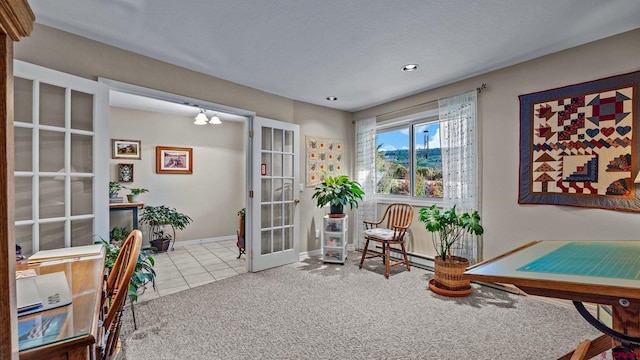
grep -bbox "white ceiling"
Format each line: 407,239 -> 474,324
30,0 -> 640,112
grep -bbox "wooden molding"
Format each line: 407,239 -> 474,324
0,2 -> 32,359
0,32 -> 17,360
0,0 -> 35,41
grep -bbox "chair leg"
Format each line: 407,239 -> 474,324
130,297 -> 137,330
384,242 -> 390,279
359,238 -> 370,269
401,242 -> 411,272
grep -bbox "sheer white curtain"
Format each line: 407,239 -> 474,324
439,90 -> 480,263
355,117 -> 377,249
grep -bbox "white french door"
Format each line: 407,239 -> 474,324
249,117 -> 299,272
13,61 -> 109,255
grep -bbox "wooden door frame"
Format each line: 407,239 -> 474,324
0,1 -> 34,358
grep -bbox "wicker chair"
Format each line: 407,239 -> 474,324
359,203 -> 413,279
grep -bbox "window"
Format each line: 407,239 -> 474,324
376,115 -> 442,200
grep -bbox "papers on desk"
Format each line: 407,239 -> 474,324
28,244 -> 103,265
16,272 -> 72,317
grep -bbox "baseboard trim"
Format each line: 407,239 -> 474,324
172,235 -> 236,248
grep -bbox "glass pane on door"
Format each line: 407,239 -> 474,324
40,222 -> 65,250
14,77 -> 32,123
39,83 -> 65,127
14,127 -> 32,171
39,177 -> 64,219
39,130 -> 65,172
71,219 -> 94,247
71,90 -> 93,131
15,176 -> 32,221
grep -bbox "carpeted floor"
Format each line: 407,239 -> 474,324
121,252 -> 602,359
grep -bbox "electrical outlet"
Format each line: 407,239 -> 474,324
315,229 -> 320,238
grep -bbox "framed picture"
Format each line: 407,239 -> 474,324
112,139 -> 141,160
156,146 -> 193,174
118,163 -> 134,182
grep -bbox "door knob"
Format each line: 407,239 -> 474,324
294,199 -> 300,205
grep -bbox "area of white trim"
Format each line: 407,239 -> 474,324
98,78 -> 256,119
376,108 -> 439,130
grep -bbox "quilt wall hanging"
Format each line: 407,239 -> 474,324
305,136 -> 344,187
519,71 -> 640,212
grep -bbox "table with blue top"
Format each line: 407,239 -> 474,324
464,240 -> 640,360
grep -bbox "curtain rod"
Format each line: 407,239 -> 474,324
374,83 -> 487,119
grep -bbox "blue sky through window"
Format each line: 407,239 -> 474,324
377,123 -> 440,151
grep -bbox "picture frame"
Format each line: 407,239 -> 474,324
156,146 -> 193,174
118,163 -> 134,182
112,139 -> 142,160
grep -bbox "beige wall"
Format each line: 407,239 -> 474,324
15,24 -> 352,253
293,101 -> 354,252
355,28 -> 640,260
109,107 -> 245,244
17,24 -> 640,261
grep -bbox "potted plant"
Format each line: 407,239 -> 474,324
109,181 -> 125,199
311,175 -> 364,217
109,226 -> 129,246
139,205 -> 192,252
418,204 -> 484,297
126,187 -> 149,203
96,237 -> 156,302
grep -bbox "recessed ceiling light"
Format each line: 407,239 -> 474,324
326,96 -> 338,101
402,64 -> 419,72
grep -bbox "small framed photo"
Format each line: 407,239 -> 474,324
112,139 -> 142,160
156,146 -> 193,174
118,163 -> 134,182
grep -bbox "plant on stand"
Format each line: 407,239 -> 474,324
139,205 -> 192,252
109,181 -> 125,199
126,187 -> 149,203
418,204 -> 483,297
311,174 -> 364,217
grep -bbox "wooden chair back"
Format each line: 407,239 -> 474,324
100,229 -> 142,360
381,203 -> 414,235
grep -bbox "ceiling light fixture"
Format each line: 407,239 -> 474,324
326,96 -> 338,101
209,114 -> 221,125
194,109 -> 222,125
194,110 -> 209,125
401,64 -> 419,72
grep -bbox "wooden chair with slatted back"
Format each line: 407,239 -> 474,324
359,203 -> 413,279
98,229 -> 142,360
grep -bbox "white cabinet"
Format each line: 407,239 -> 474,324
322,215 -> 348,263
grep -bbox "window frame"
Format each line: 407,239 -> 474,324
375,109 -> 442,206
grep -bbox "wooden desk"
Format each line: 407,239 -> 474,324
464,240 -> 640,359
17,251 -> 105,360
109,202 -> 144,229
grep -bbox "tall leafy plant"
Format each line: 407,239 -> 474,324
311,175 -> 364,209
96,237 -> 156,302
418,204 -> 483,260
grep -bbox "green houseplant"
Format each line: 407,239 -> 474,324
109,181 -> 125,198
139,205 -> 192,252
311,175 -> 364,217
110,226 -> 129,245
418,204 -> 483,297
126,187 -> 148,202
96,237 -> 156,302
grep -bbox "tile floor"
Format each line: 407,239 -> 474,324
136,239 -> 247,303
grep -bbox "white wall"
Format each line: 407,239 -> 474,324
109,107 -> 245,244
355,28 -> 640,260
